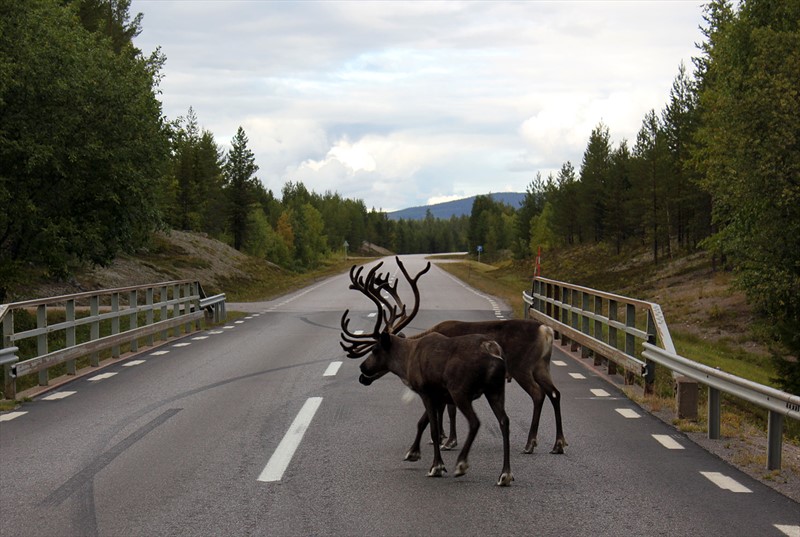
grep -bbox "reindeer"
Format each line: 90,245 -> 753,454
362,258 -> 565,456
340,261 -> 513,486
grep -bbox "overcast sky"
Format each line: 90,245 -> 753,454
130,0 -> 707,212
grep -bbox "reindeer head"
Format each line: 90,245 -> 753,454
340,257 -> 431,385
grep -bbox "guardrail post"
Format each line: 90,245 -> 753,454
37,304 -> 48,386
767,411 -> 783,470
90,295 -> 100,367
555,285 -> 565,345
604,298 -> 617,376
708,387 -> 721,440
111,292 -> 120,358
129,290 -> 139,352
160,285 -> 168,341
625,304 -> 637,386
146,287 -> 154,346
66,299 -> 76,375
2,348 -> 18,400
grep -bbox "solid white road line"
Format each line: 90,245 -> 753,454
569,373 -> 586,379
123,360 -> 146,367
258,397 -> 323,483
42,391 -> 77,401
652,434 -> 684,449
88,372 -> 117,382
775,524 -> 800,537
0,411 -> 27,422
590,388 -> 610,397
323,361 -> 342,377
615,408 -> 640,419
700,471 -> 752,493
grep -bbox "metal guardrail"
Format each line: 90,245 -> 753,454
1,281 -> 226,400
524,276 -> 674,391
524,275 -> 799,470
643,343 -> 800,470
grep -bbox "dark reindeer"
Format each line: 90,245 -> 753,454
340,260 -> 513,486
363,258 -> 565,456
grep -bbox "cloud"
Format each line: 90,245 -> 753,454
132,0 -> 706,210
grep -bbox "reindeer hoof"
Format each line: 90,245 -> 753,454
404,449 -> 421,462
441,438 -> 458,450
427,464 -> 447,477
550,439 -> 566,454
453,460 -> 469,477
523,439 -> 537,454
496,472 -> 514,486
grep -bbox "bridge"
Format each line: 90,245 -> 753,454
1,256 -> 798,536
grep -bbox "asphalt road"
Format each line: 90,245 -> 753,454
1,255 -> 798,536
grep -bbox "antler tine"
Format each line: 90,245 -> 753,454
339,310 -> 379,358
390,257 -> 431,334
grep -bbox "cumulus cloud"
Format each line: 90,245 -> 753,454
132,0 -> 705,210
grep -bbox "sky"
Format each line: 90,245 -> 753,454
130,0 -> 707,212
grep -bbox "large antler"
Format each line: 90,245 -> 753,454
386,257 -> 431,334
340,262 -> 387,358
340,258 -> 431,357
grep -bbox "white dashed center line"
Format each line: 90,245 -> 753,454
653,434 -> 684,449
123,360 -> 146,367
775,524 -> 800,537
552,360 -> 568,367
700,471 -> 752,493
258,397 -> 323,483
615,408 -> 640,418
323,361 -> 343,377
88,372 -> 117,382
173,342 -> 191,348
42,391 -> 77,401
590,388 -> 610,397
0,411 -> 27,422
151,350 -> 169,356
569,373 -> 586,379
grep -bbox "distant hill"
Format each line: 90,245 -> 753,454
387,192 -> 525,221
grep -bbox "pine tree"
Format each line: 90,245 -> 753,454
223,127 -> 260,250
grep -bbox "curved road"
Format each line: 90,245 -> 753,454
1,255 -> 798,536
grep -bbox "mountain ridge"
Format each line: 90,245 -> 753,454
387,192 -> 525,221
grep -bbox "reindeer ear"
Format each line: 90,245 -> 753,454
380,331 -> 392,350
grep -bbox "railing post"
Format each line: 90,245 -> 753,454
111,292 -> 120,358
37,304 -> 48,386
160,285 -> 168,341
767,411 -> 783,470
2,348 -> 18,401
129,290 -> 139,352
625,303 -> 637,386
608,299 -> 620,378
90,295 -> 100,367
708,387 -> 721,440
581,292 -> 591,360
569,289 -> 579,353
146,287 -> 154,346
66,299 -> 76,375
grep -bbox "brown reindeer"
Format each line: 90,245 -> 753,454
340,260 -> 513,486
365,258 -> 565,456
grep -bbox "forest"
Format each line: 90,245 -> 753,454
0,0 -> 797,391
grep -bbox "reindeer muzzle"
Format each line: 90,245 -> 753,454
358,370 -> 388,386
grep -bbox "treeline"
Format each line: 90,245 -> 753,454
1,1 -> 798,389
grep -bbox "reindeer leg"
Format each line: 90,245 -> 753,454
486,388 -> 513,486
441,403 -> 458,450
533,369 -> 566,454
423,398 -> 446,477
404,410 -> 428,462
451,400 -> 480,478
520,378 -> 546,454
